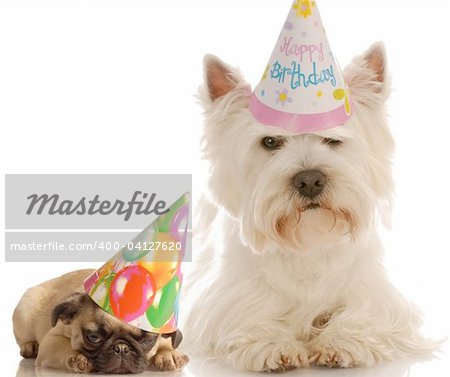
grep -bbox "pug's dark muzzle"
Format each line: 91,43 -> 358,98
86,338 -> 149,374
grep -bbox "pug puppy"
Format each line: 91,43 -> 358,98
13,269 -> 189,374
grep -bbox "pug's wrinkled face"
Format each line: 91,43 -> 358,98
52,292 -> 158,374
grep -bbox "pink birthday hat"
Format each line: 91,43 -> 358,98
250,0 -> 352,133
83,193 -> 190,333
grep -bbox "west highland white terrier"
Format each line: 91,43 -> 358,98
183,41 -> 437,371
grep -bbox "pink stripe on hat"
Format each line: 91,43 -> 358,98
250,93 -> 352,133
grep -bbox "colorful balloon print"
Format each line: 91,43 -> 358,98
138,233 -> 180,289
156,197 -> 187,232
109,265 -> 156,322
90,273 -> 116,311
122,228 -> 156,262
83,192 -> 190,333
170,204 -> 189,245
84,271 -> 98,293
146,276 -> 180,329
97,260 -> 114,279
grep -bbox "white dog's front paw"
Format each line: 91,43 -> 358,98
308,338 -> 376,368
66,353 -> 93,373
226,340 -> 309,372
309,346 -> 355,368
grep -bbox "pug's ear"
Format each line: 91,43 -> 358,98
162,329 -> 183,349
51,292 -> 86,326
137,331 -> 159,351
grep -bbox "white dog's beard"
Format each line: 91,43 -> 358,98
278,197 -> 356,239
276,195 -> 357,251
240,185 -> 362,254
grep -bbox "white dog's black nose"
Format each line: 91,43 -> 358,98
293,170 -> 327,199
114,342 -> 129,355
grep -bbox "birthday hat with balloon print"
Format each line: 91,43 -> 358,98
84,193 -> 190,333
250,0 -> 352,133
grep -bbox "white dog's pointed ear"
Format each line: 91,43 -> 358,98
365,42 -> 387,84
344,42 -> 390,105
203,54 -> 244,102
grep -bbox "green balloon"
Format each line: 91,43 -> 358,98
146,276 -> 180,328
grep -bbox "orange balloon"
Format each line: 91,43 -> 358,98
109,265 -> 155,322
138,232 -> 180,289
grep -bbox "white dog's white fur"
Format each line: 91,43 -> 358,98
182,42 -> 437,371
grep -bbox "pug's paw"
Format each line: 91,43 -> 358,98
20,341 -> 39,359
66,353 -> 93,373
149,349 -> 190,371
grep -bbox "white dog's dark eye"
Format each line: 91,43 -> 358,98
262,136 -> 285,150
322,137 -> 342,146
87,333 -> 101,344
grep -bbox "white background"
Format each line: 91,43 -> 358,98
1,0 -> 449,376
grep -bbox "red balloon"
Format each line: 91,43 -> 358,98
109,265 -> 155,322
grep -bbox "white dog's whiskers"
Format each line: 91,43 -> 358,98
286,192 -> 358,239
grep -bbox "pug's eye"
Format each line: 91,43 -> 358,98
261,136 -> 285,151
322,137 -> 342,146
87,333 -> 101,344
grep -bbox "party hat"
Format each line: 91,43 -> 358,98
84,193 -> 190,333
250,0 -> 352,133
